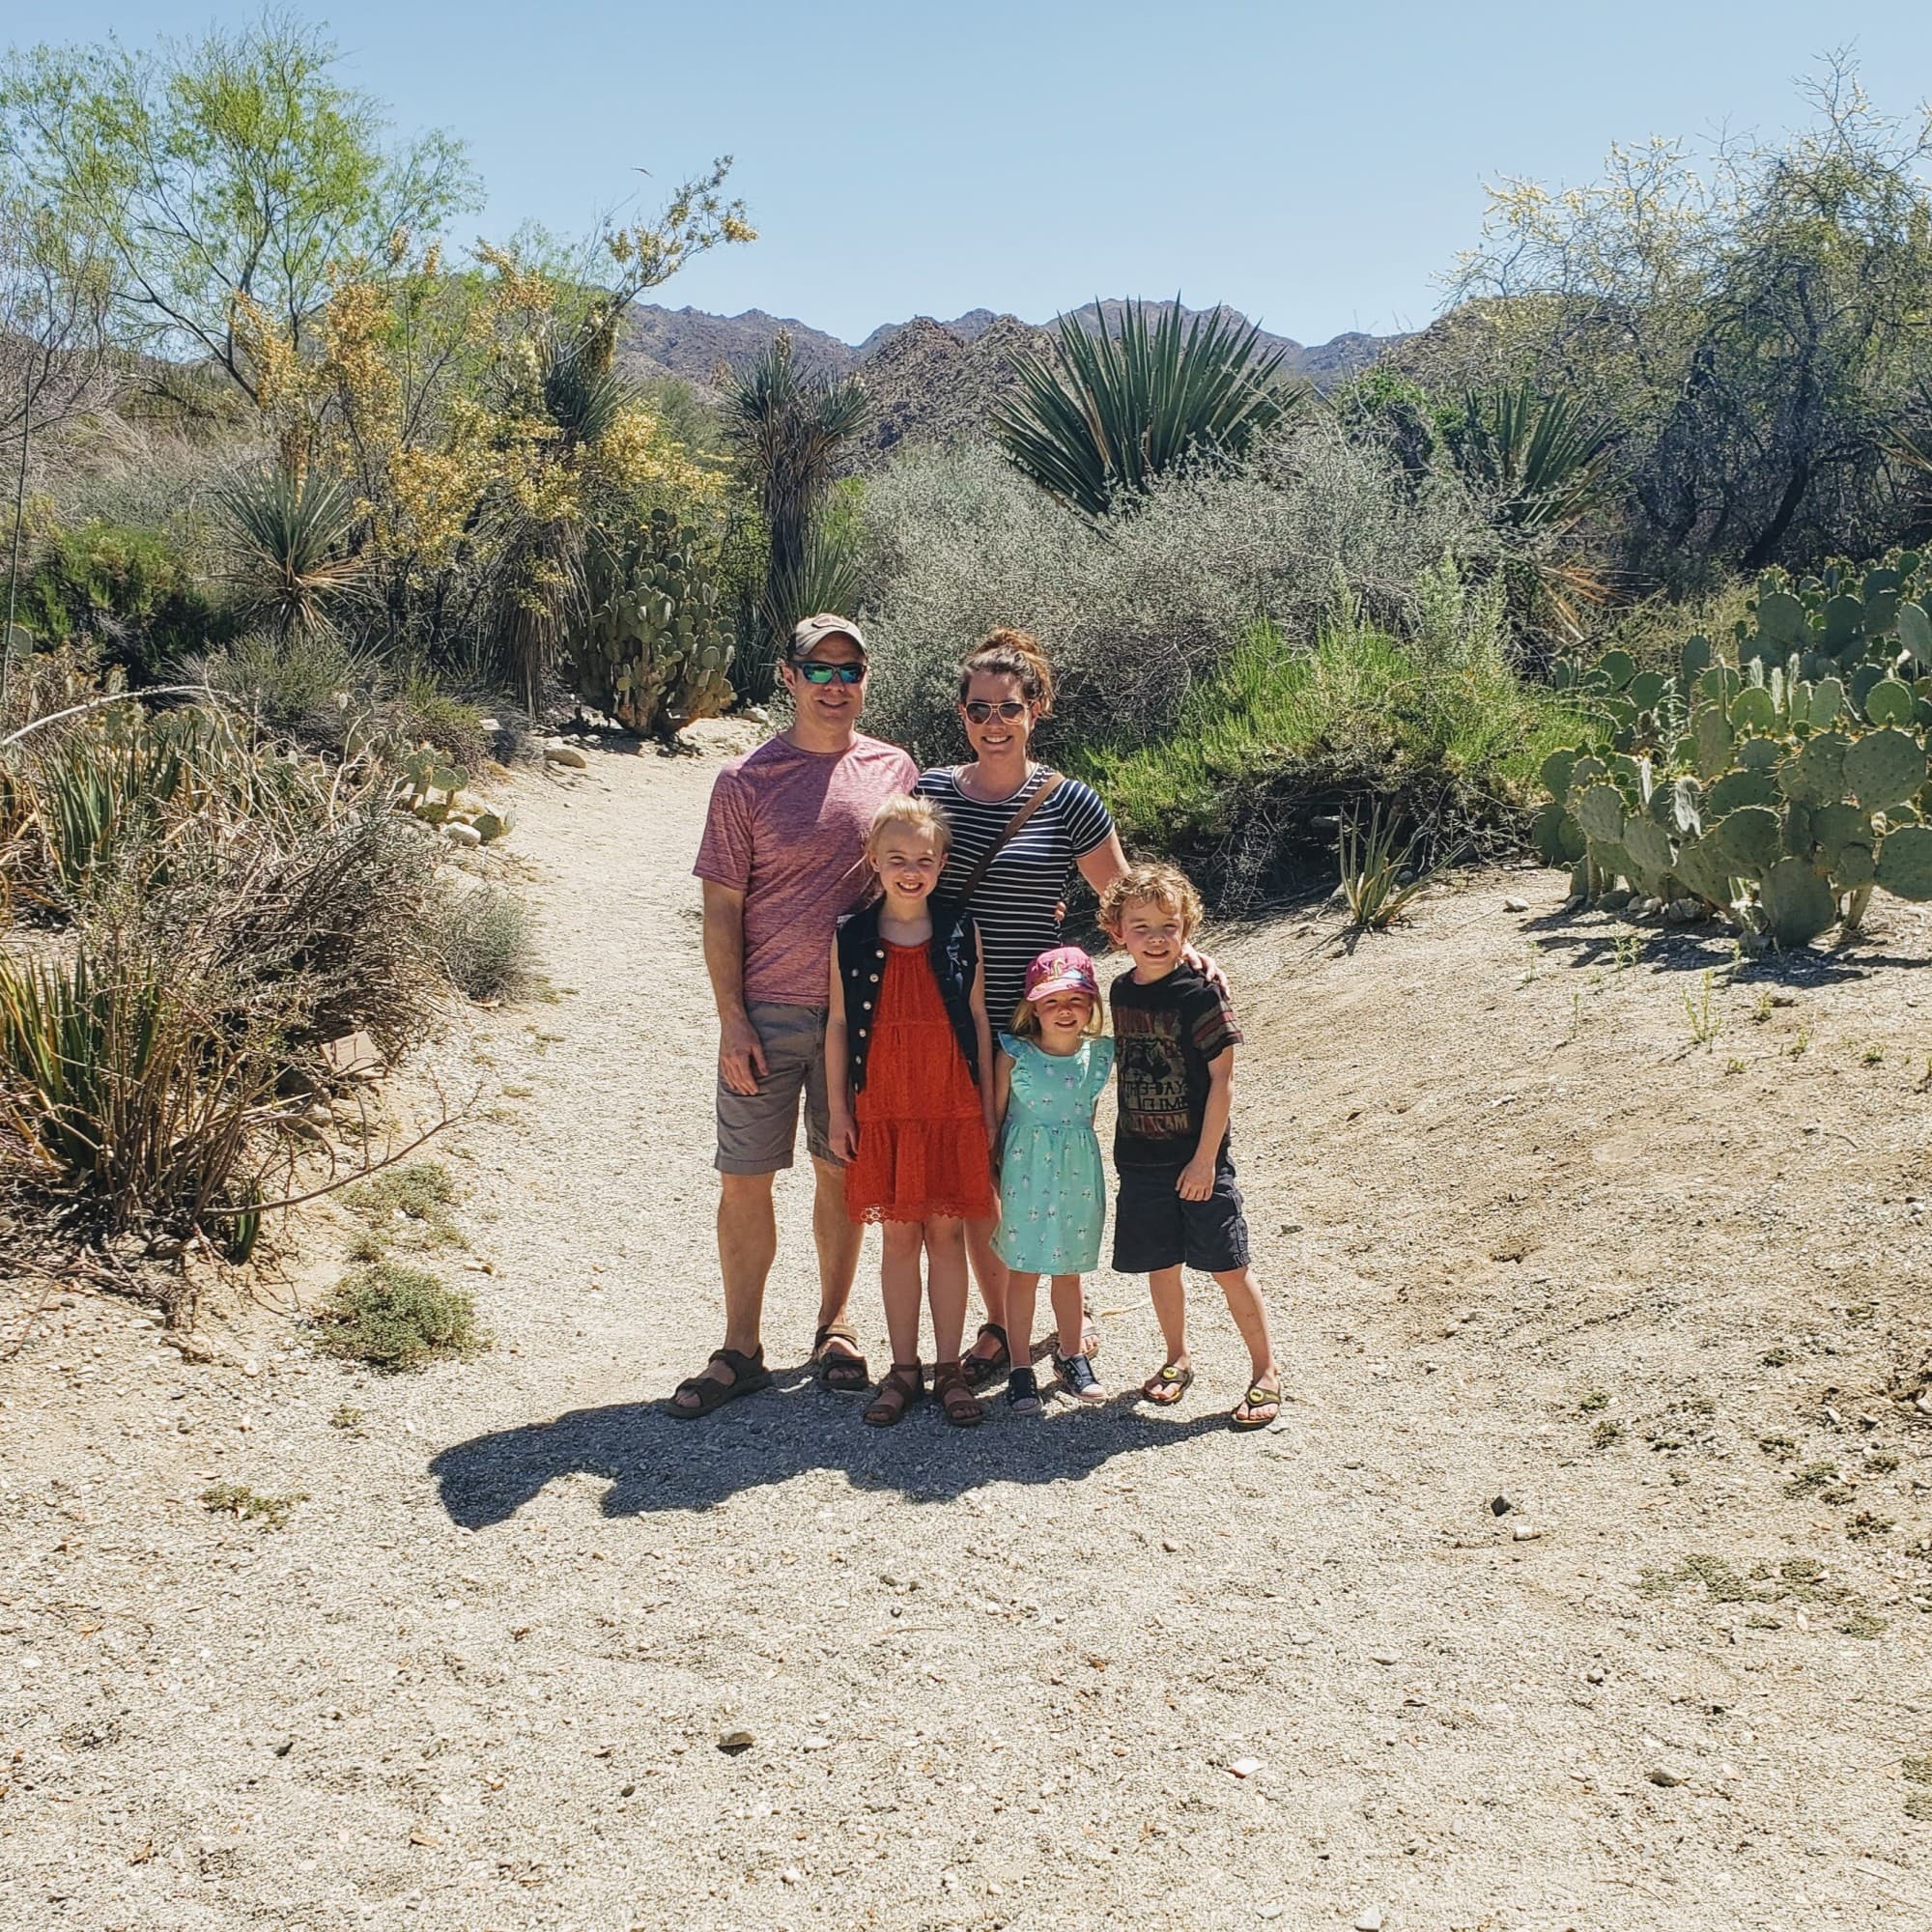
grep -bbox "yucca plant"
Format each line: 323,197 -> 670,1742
0,940 -> 285,1238
1338,803 -> 1463,930
1442,382 -> 1615,640
722,330 -> 870,669
993,298 -> 1307,519
214,465 -> 365,640
1443,382 -> 1614,535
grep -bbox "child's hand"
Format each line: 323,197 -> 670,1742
1176,1154 -> 1216,1203
827,1111 -> 859,1164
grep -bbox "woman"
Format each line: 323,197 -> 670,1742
912,630 -> 1132,1386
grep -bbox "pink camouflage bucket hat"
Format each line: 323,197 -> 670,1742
1024,946 -> 1100,1003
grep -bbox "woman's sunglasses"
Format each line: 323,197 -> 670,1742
794,660 -> 867,685
963,699 -> 1029,723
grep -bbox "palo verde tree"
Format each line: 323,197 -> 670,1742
0,198 -> 114,701
0,9 -> 480,400
1446,56 -> 1932,585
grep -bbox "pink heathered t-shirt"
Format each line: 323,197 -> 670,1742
693,731 -> 919,1008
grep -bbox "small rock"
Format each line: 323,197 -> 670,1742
1490,1494 -> 1514,1517
242,1358 -> 261,1378
1502,895 -> 1530,913
476,717 -> 500,734
802,1735 -> 831,1751
272,1736 -> 294,1757
1353,1909 -> 1384,1931
321,1030 -> 384,1079
1161,1538 -> 1179,1553
1257,1907 -> 1286,1922
718,1729 -> 754,1753
1369,1650 -> 1398,1665
1648,1764 -> 1690,1788
1228,1756 -> 1263,1778
545,744 -> 587,769
1585,1664 -> 1606,1685
1512,1524 -> 1542,1542
444,822 -> 483,848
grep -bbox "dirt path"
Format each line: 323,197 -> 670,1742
5,729 -> 1932,1932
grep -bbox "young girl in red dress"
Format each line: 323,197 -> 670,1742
826,796 -> 997,1428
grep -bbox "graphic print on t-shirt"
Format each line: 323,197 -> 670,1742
1113,1002 -> 1194,1142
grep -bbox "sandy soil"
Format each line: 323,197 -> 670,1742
4,724 -> 1932,1932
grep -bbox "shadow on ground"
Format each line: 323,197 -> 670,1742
429,1369 -> 1233,1527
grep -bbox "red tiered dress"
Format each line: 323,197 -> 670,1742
845,941 -> 995,1226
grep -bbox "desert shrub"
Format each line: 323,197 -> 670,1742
433,881 -> 540,1001
393,669 -> 492,770
858,429 -> 1496,767
344,1159 -> 461,1245
313,1262 -> 484,1371
1070,619 -> 1582,906
188,629 -> 381,752
0,937 -> 289,1240
186,806 -> 445,1056
18,521 -> 231,679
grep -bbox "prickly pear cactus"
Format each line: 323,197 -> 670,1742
1534,548 -> 1932,948
566,511 -> 737,739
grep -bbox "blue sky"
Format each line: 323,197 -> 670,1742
19,2 -> 1932,346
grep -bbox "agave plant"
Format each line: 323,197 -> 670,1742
992,298 -> 1306,519
214,465 -> 365,639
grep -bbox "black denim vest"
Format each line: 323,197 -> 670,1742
836,896 -> 981,1097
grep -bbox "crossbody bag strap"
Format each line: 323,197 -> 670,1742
951,768 -> 1064,907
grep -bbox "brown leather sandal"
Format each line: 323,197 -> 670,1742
932,1361 -> 984,1429
863,1362 -> 923,1428
812,1322 -> 870,1394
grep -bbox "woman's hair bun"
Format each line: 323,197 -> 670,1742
959,627 -> 1056,717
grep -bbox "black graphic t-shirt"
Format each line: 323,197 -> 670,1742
1108,963 -> 1243,1169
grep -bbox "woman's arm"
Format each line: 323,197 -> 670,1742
970,928 -> 998,1145
823,938 -> 858,1162
1076,833 -> 1227,990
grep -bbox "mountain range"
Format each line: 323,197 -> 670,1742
617,300 -> 1402,468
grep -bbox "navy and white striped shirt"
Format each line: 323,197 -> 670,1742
914,765 -> 1116,1025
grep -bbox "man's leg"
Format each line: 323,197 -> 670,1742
810,1155 -> 865,1351
671,1172 -> 778,1411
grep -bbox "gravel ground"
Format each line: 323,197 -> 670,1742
4,724 -> 1932,1932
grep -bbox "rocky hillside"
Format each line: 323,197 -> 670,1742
618,299 -> 1403,463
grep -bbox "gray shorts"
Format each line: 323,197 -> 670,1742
715,1003 -> 835,1176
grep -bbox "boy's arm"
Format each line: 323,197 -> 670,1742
824,938 -> 857,1162
1177,1047 -> 1234,1202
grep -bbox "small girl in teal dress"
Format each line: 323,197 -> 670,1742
992,947 -> 1115,1412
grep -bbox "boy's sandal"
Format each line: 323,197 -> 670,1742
668,1346 -> 771,1419
1231,1379 -> 1282,1431
812,1322 -> 870,1394
932,1363 -> 985,1429
1140,1363 -> 1194,1406
960,1322 -> 1009,1389
863,1362 -> 923,1429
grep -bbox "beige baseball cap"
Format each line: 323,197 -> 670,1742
788,612 -> 868,661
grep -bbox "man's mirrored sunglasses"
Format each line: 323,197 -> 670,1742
794,660 -> 867,685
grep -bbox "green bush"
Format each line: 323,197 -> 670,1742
20,522 -> 230,678
1069,619 -> 1585,906
344,1159 -> 461,1245
433,882 -> 540,1001
313,1262 -> 484,1371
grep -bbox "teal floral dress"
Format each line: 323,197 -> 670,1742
994,1035 -> 1114,1274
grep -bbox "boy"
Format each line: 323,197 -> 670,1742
1098,863 -> 1280,1429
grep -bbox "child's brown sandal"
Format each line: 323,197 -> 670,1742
931,1362 -> 984,1429
863,1362 -> 923,1428
1230,1378 -> 1282,1431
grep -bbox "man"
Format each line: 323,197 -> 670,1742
670,614 -> 918,1417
